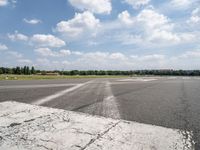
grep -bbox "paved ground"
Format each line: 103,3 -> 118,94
0,101 -> 192,150
0,77 -> 200,149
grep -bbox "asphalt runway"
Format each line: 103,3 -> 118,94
0,77 -> 200,149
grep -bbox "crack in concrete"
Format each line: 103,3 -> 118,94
0,109 -> 30,118
9,122 -> 22,127
0,135 -> 3,144
40,138 -> 57,145
71,128 -> 95,136
80,121 -> 120,150
37,144 -> 53,150
24,119 -> 35,123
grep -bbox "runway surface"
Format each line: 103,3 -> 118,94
0,77 -> 200,149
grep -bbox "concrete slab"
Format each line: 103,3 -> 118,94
0,101 -> 194,150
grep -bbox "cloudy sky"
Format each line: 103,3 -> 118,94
0,0 -> 200,70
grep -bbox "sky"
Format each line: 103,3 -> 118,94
0,0 -> 200,70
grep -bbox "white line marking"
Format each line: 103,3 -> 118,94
118,78 -> 157,82
0,84 -> 78,89
102,81 -> 121,119
32,81 -> 92,105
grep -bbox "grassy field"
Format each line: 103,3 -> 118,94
0,75 -> 129,80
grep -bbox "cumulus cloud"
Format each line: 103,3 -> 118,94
0,0 -> 8,6
187,8 -> 200,24
124,0 -> 150,9
31,34 -> 66,48
140,54 -> 165,61
0,0 -> 17,7
118,10 -> 134,25
34,48 -> 71,57
137,9 -> 173,31
8,31 -> 28,41
6,51 -> 23,58
55,11 -> 100,38
109,52 -> 127,60
60,49 -> 71,55
170,0 -> 192,9
179,50 -> 200,58
36,58 -> 50,64
62,60 -> 70,65
68,0 -> 112,14
12,49 -> 200,70
138,9 -> 197,43
116,8 -> 196,45
23,18 -> 42,24
0,44 -> 8,51
72,51 -> 83,55
63,51 -> 168,70
148,30 -> 180,43
17,59 -> 32,64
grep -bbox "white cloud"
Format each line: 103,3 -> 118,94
109,52 -> 127,60
116,9 -> 176,44
68,0 -> 112,14
118,10 -> 134,25
140,54 -> 165,61
7,51 -> 23,58
137,9 -> 173,31
72,51 -> 83,55
115,8 -> 196,45
11,49 -> 200,70
60,49 -> 71,56
115,33 -> 143,45
35,48 -> 56,57
179,50 -> 200,58
149,30 -> 180,43
137,9 -> 197,43
66,51 -> 168,70
0,44 -> 8,51
55,11 -> 100,38
34,48 -> 71,57
8,31 -> 28,41
130,54 -> 165,61
36,58 -> 50,64
88,41 -> 98,46
31,34 -> 66,48
170,0 -> 192,9
62,60 -> 70,65
0,0 -> 8,6
23,18 -> 42,24
124,0 -> 150,9
17,59 -> 32,63
187,8 -> 200,24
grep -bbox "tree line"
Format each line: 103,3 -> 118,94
0,66 -> 36,75
0,66 -> 200,76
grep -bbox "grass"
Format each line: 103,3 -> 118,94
0,74 -> 129,80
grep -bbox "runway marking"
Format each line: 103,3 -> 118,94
0,83 -> 78,89
32,81 -> 92,105
102,81 -> 121,119
73,81 -> 121,119
118,78 -> 157,82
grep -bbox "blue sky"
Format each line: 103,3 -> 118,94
0,0 -> 200,70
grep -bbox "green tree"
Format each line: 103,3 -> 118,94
31,66 -> 35,74
16,67 -> 21,75
23,66 -> 27,74
26,66 -> 30,75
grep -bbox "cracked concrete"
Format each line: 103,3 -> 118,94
0,101 -> 194,150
